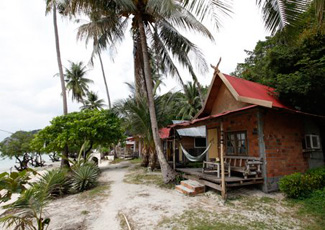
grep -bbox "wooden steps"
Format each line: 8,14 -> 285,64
175,180 -> 205,196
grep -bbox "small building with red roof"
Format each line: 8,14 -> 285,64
170,68 -> 325,192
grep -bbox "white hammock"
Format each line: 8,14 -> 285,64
180,143 -> 211,162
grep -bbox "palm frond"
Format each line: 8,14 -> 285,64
257,0 -> 310,34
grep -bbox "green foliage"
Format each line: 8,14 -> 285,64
31,110 -> 124,156
0,176 -> 51,230
279,166 -> 325,198
298,187 -> 325,220
80,91 -> 105,110
71,163 -> 100,192
0,130 -> 39,171
35,169 -> 71,197
64,61 -> 93,104
233,4 -> 325,115
0,169 -> 37,203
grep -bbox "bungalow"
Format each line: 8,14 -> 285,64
170,66 -> 325,193
160,121 -> 206,167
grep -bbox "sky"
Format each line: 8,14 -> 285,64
0,0 -> 269,142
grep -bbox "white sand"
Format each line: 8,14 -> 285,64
1,161 -> 307,230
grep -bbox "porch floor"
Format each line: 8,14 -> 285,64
176,168 -> 264,191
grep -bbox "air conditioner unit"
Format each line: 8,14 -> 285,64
305,134 -> 321,150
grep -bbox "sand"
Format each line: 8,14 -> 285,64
1,161 -> 309,230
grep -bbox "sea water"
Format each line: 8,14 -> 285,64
0,155 -> 52,172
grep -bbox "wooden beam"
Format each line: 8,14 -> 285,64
257,109 -> 268,192
173,136 -> 176,170
220,120 -> 227,200
238,96 -> 272,108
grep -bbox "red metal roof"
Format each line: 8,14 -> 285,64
171,105 -> 258,128
159,127 -> 171,139
224,74 -> 289,109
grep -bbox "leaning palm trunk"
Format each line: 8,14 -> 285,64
98,52 -> 111,109
53,5 -> 70,168
138,17 -> 177,183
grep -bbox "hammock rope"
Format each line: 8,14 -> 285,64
180,143 -> 211,162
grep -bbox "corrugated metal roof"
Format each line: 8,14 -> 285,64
172,120 -> 206,137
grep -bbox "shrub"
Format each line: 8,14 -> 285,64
71,163 -> 100,192
35,168 -> 71,197
279,166 -> 325,198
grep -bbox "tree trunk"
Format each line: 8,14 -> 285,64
53,5 -> 70,168
141,147 -> 149,167
98,52 -> 111,109
192,76 -> 204,106
137,17 -> 177,183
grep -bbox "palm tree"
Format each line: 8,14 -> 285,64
257,0 -> 324,35
45,0 -> 71,168
77,12 -> 127,109
64,61 -> 93,104
81,91 -> 105,110
115,82 -> 175,169
177,82 -> 202,120
67,0 -> 231,183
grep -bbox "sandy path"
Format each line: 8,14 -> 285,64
89,162 -> 131,229
88,162 -> 222,230
1,161 -> 309,230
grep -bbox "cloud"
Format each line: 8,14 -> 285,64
0,0 -> 269,141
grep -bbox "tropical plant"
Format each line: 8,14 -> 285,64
80,91 -> 105,110
257,0 -> 324,35
76,11 -> 126,109
45,0 -> 68,115
0,187 -> 51,230
36,169 -> 71,197
177,82 -> 202,120
0,169 -> 37,203
232,3 -> 325,115
114,83 -> 176,168
71,163 -> 100,192
64,61 -> 93,104
0,131 -> 38,171
66,0 -> 234,183
31,110 -> 124,160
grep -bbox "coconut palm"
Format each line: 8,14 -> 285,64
77,11 -> 127,109
45,0 -> 71,168
45,0 -> 68,115
115,82 -> 175,169
67,0 -> 232,182
64,61 -> 93,104
81,91 -> 105,110
177,82 -> 202,120
257,0 -> 324,35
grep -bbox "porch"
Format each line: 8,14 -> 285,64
176,167 -> 264,192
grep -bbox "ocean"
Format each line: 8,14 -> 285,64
0,155 -> 52,172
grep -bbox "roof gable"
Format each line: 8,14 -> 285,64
196,70 -> 289,118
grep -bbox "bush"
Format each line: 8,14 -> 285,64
279,166 -> 325,198
35,168 -> 71,197
71,163 -> 100,192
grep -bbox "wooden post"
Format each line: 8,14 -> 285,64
173,135 -> 176,170
257,109 -> 268,192
220,121 -> 227,200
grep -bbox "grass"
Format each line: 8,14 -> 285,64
288,188 -> 325,230
81,210 -> 89,215
157,209 -> 269,230
129,158 -> 142,164
110,158 -> 125,164
79,182 -> 111,201
124,167 -> 174,189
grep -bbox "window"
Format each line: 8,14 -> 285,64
305,134 -> 321,150
194,137 -> 206,148
226,131 -> 247,155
